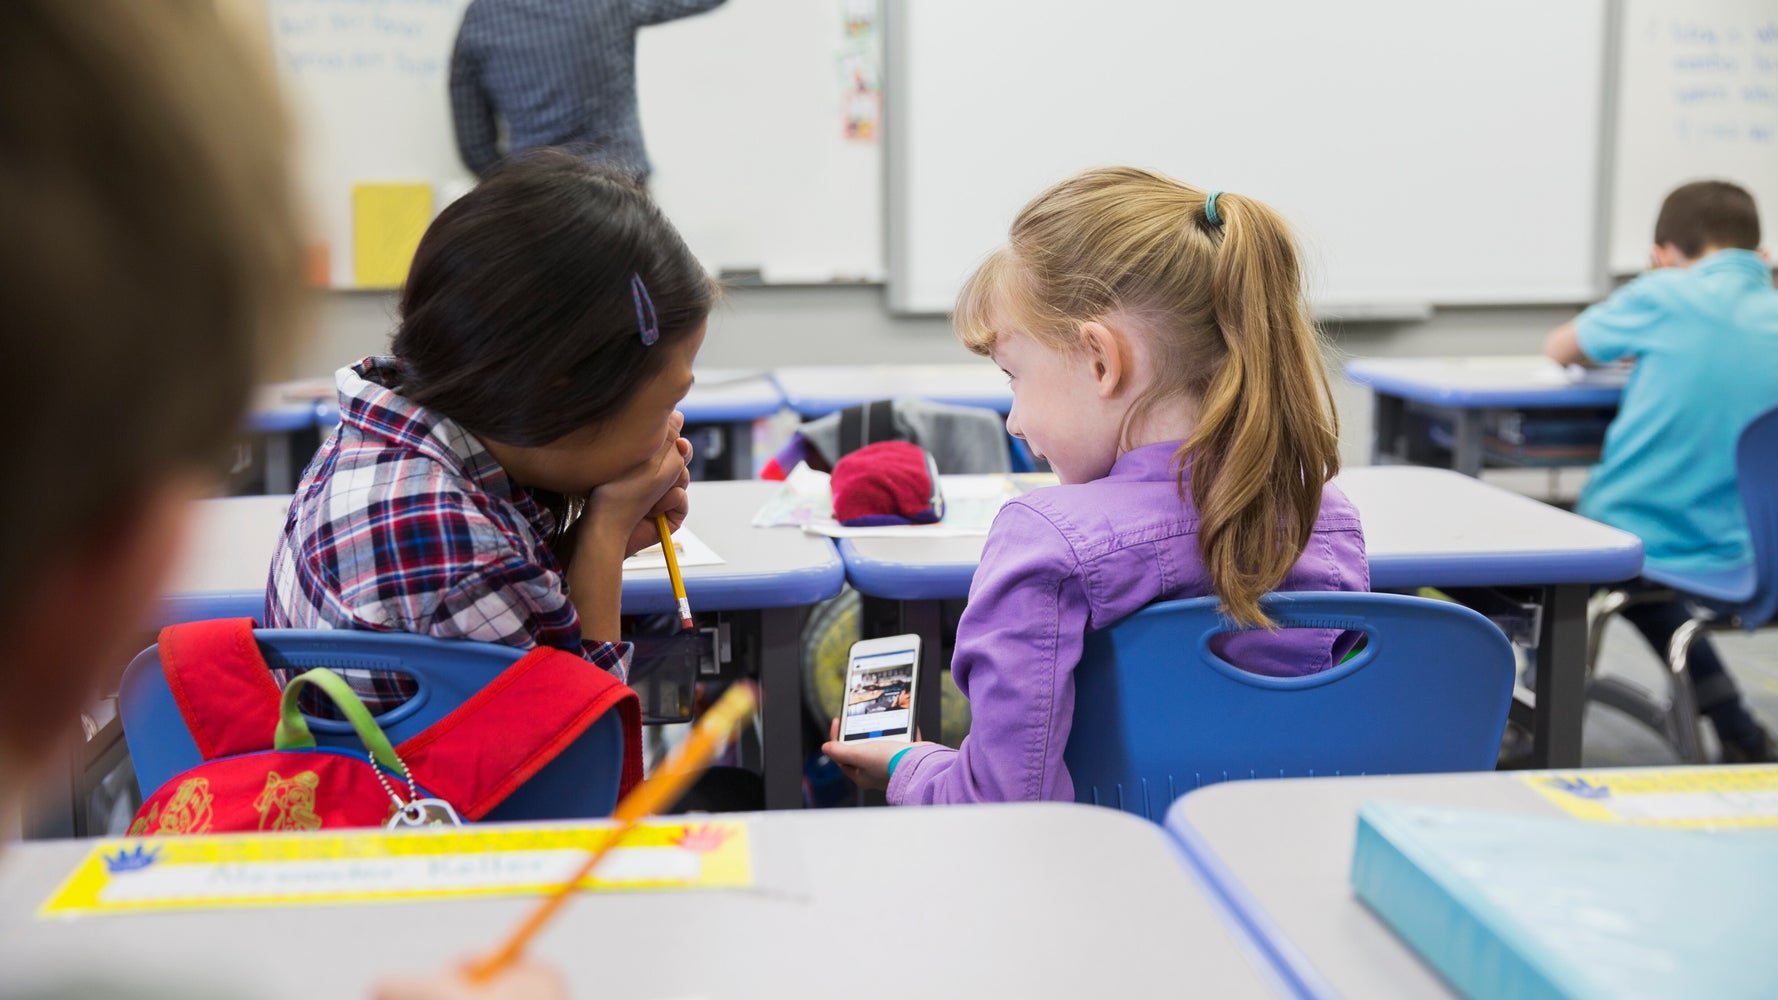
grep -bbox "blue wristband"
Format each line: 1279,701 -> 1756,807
887,746 -> 914,778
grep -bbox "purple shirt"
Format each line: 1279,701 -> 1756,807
887,442 -> 1368,805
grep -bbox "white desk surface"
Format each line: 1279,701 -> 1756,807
244,378 -> 331,432
1343,355 -> 1628,408
772,362 -> 1013,416
617,480 -> 842,613
160,482 -> 843,624
840,465 -> 1643,598
0,805 -> 1281,999
1168,769 -> 1680,1000
161,494 -> 292,598
681,367 -> 784,421
1336,465 -> 1642,588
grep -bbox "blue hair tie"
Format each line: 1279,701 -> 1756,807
1205,190 -> 1225,227
630,273 -> 659,346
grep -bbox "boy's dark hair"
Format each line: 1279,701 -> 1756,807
0,1 -> 304,613
393,149 -> 717,448
1655,180 -> 1762,258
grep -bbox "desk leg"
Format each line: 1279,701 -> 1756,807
1452,411 -> 1485,478
20,741 -> 76,840
727,420 -> 754,480
1372,393 -> 1407,465
1532,584 -> 1587,768
902,600 -> 945,746
760,607 -> 805,810
264,432 -> 294,494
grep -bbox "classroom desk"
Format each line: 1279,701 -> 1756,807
244,379 -> 333,493
313,369 -> 781,481
772,362 -> 1012,418
0,804 -> 1284,999
155,494 -> 293,626
156,483 -> 843,811
621,481 -> 845,810
839,466 -> 1643,769
1345,355 -> 1625,477
1165,767 -> 1755,1000
680,368 -> 784,479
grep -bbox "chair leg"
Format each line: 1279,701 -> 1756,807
1586,587 -> 1712,762
1665,618 -> 1709,764
1583,587 -> 1667,731
1585,588 -> 1633,676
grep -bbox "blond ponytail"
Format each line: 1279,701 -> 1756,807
1186,192 -> 1340,627
953,168 -> 1340,628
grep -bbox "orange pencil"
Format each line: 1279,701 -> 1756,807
655,513 -> 695,631
465,680 -> 758,984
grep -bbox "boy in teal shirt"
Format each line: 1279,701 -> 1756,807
1546,180 -> 1778,762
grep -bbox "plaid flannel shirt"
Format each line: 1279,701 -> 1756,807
264,358 -> 630,714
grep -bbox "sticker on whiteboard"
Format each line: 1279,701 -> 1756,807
838,50 -> 880,142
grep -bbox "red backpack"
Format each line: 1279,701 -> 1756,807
130,619 -> 641,835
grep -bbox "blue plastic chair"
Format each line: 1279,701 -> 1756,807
1065,592 -> 1516,820
1586,405 -> 1778,762
119,629 -> 627,822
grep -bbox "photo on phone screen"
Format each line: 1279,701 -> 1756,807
841,646 -> 917,742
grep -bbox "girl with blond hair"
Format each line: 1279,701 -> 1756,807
826,167 -> 1369,803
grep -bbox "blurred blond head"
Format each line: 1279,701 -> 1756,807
0,0 -> 305,781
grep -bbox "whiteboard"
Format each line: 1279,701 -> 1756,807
639,0 -> 884,283
262,0 -> 882,288
266,0 -> 474,289
1611,0 -> 1778,274
887,0 -> 1609,316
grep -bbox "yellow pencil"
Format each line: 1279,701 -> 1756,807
655,513 -> 694,631
465,680 -> 758,984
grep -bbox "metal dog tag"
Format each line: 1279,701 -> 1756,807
387,797 -> 464,829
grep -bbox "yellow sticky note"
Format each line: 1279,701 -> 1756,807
352,182 -> 433,289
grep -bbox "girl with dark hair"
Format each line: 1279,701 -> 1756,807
266,149 -> 716,706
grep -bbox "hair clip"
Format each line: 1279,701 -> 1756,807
631,272 -> 660,347
1205,190 -> 1225,227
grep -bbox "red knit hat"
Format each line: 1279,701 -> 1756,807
831,441 -> 946,526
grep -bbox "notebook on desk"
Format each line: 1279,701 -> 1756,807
1351,801 -> 1778,1000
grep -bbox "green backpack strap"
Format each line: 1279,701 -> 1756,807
273,668 -> 404,774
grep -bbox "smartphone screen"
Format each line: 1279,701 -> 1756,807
841,646 -> 917,741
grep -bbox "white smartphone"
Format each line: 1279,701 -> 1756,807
839,634 -> 922,743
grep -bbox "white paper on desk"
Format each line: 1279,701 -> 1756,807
1526,360 -> 1572,385
753,465 -> 1057,538
750,463 -> 835,529
1563,363 -> 1632,387
622,527 -> 724,572
1527,360 -> 1633,388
